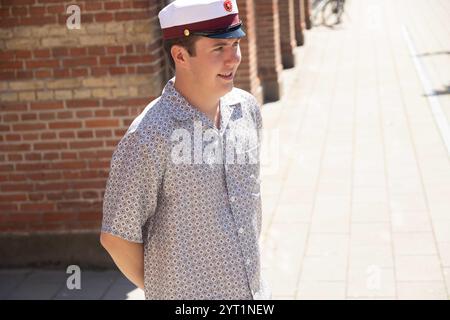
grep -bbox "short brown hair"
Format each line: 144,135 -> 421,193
163,36 -> 201,70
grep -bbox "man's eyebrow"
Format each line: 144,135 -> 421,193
211,39 -> 240,47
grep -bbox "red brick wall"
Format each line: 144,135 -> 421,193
279,0 -> 296,68
294,0 -> 306,46
254,0 -> 283,102
235,0 -> 263,104
304,0 -> 312,29
0,0 -> 166,234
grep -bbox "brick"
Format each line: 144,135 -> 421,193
63,57 -> 97,67
42,212 -> 78,222
8,154 -> 23,161
107,46 -> 124,54
26,59 -> 60,69
9,80 -> 45,90
79,211 -> 101,221
0,194 -> 27,202
52,47 -> 68,57
0,92 -> 18,102
99,56 -> 116,65
69,141 -> 103,149
47,78 -> 79,89
0,102 -> 27,112
48,122 -> 82,129
11,6 -> 28,16
77,131 -> 94,139
72,89 -> 91,99
46,4 -> 64,14
35,70 -> 52,78
133,0 -> 149,9
1,183 -> 34,192
19,132 -> 37,141
92,88 -> 111,98
14,50 -> 33,59
30,101 -> 64,110
20,203 -> 55,212
36,91 -> 54,100
16,70 -> 32,79
87,46 -> 106,56
82,77 -> 119,87
20,113 -> 37,121
94,110 -> 110,117
34,49 -> 51,58
53,69 -> 70,78
115,11 -> 150,21
0,18 -> 18,28
56,111 -> 73,119
33,142 -> 67,151
0,51 -> 15,60
66,99 -> 99,108
81,35 -> 116,47
40,132 -> 57,139
110,66 -> 127,75
54,89 -> 73,100
104,2 -> 122,10
20,16 -> 57,26
0,60 -> 23,70
91,67 -> 108,77
18,91 -> 36,101
0,8 -> 10,17
0,71 -> 15,79
95,12 -> 113,22
69,47 -> 87,56
29,6 -> 46,16
119,55 -> 153,64
85,119 -> 119,128
75,110 -> 92,118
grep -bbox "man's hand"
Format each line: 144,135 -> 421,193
100,232 -> 145,290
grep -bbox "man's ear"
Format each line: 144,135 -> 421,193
171,45 -> 189,69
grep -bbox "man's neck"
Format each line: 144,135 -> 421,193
174,75 -> 220,124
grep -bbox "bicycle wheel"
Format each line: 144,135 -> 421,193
322,0 -> 342,26
311,0 -> 327,26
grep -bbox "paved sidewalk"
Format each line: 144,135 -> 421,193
260,0 -> 450,300
1,0 -> 449,300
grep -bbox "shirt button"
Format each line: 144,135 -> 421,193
230,196 -> 236,203
246,258 -> 250,265
238,227 -> 244,234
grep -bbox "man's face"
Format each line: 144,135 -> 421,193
187,37 -> 242,98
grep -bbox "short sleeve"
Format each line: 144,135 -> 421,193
101,129 -> 167,243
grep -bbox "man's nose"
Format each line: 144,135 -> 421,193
225,47 -> 241,66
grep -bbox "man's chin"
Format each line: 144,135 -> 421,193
218,82 -> 234,96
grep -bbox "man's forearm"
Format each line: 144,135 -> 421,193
100,233 -> 145,290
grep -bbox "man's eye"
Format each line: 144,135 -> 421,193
214,47 -> 223,51
233,42 -> 240,47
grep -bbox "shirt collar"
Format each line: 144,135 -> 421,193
162,78 -> 239,131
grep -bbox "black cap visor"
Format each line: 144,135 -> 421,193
191,22 -> 246,39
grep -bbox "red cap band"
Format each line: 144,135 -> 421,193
162,13 -> 240,40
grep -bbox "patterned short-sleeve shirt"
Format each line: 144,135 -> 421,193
101,78 -> 271,300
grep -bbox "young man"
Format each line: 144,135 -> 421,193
100,0 -> 271,300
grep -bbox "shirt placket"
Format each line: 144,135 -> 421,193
222,125 -> 260,300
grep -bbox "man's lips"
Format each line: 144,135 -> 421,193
218,72 -> 234,80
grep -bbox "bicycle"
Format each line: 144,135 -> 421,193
312,0 -> 346,27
